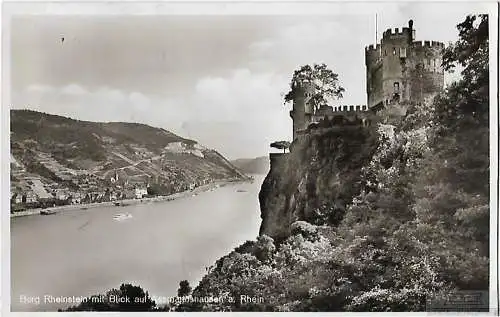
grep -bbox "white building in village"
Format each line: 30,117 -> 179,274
135,187 -> 148,199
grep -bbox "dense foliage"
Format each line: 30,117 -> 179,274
61,284 -> 156,312
284,63 -> 345,112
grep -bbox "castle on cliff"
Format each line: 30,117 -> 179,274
289,20 -> 445,140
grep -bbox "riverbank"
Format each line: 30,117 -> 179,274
10,177 -> 251,218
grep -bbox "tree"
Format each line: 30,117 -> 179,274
177,280 -> 192,297
270,141 -> 291,153
284,63 -> 345,113
405,14 -> 490,294
438,14 -> 489,131
63,283 -> 156,312
432,14 -> 489,196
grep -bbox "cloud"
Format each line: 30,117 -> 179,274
94,87 -> 127,104
129,91 -> 151,112
13,84 -> 179,125
25,84 -> 54,93
179,68 -> 292,158
192,68 -> 287,119
61,83 -> 88,95
246,17 -> 372,105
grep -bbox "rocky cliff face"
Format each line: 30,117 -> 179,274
259,124 -> 379,240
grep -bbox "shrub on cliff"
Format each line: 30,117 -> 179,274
290,221 -> 319,240
254,235 -> 276,263
270,141 -> 291,153
62,283 -> 156,312
177,280 -> 192,297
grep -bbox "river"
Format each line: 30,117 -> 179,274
10,175 -> 265,312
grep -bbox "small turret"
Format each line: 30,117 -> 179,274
408,19 -> 414,43
290,81 -> 315,140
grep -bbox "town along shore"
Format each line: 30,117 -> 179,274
10,177 -> 251,218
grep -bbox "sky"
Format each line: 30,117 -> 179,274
7,2 -> 493,160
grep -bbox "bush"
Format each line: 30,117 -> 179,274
62,283 -> 156,312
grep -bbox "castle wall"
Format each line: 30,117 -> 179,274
310,104 -> 372,128
366,60 -> 383,108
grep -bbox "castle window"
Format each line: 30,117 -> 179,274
393,47 -> 397,55
400,47 -> 406,58
384,49 -> 387,56
362,105 -> 367,111
394,82 -> 400,92
343,106 -> 348,111
349,106 -> 354,111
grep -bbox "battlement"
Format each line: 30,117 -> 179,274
315,104 -> 368,117
292,81 -> 315,98
365,44 -> 382,66
333,105 -> 368,112
365,44 -> 381,52
292,80 -> 314,89
383,26 -> 411,38
412,40 -> 445,49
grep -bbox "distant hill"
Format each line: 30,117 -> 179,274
10,109 -> 247,203
231,156 -> 270,175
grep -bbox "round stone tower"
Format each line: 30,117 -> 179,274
365,20 -> 445,111
289,81 -> 315,140
408,40 -> 445,104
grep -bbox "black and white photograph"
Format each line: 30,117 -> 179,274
2,1 -> 498,313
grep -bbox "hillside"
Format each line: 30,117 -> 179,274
10,109 -> 247,209
230,156 -> 270,175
